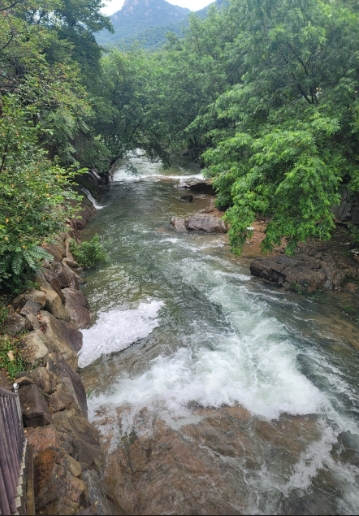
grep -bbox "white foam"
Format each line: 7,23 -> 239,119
79,300 -> 164,368
81,188 -> 105,210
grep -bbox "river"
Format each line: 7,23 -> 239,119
79,151 -> 359,515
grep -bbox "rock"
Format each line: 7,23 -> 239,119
20,300 -> 41,330
42,268 -> 65,300
47,354 -> 88,418
185,213 -> 227,233
352,208 -> 359,225
250,254 -> 345,292
29,367 -> 57,394
170,217 -> 187,232
43,286 -> 69,320
180,194 -> 193,202
81,469 -> 124,515
19,382 -> 52,427
189,181 -> 216,195
52,411 -> 103,470
2,313 -> 26,335
48,382 -> 77,414
13,289 -> 46,310
18,330 -> 50,367
40,311 -> 82,370
25,425 -> 61,455
34,448 -> 87,515
42,237 -> 66,262
62,288 -> 90,329
61,262 -> 81,289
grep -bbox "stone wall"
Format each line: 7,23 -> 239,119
4,195 -> 123,515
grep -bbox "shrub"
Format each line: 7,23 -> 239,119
71,235 -> 107,269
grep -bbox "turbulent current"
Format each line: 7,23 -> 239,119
79,151 -> 359,515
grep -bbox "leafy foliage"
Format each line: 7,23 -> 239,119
0,95 -> 81,290
70,234 -> 107,269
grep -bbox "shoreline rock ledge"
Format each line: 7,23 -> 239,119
250,254 -> 345,292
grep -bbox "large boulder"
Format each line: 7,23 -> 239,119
19,382 -> 52,427
250,254 -> 345,292
62,288 -> 90,329
40,311 -> 82,370
186,214 -> 228,233
18,330 -> 51,367
47,354 -> 88,418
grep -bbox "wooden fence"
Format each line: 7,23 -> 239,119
0,384 -> 34,515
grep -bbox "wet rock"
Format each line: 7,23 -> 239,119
18,330 -> 50,367
29,367 -> 57,394
81,469 -> 125,515
170,217 -> 187,232
2,313 -> 26,335
34,448 -> 87,515
186,213 -> 227,233
47,354 -> 88,417
52,411 -> 103,470
250,254 -> 345,292
180,194 -> 193,202
19,382 -> 51,427
189,181 -> 216,195
40,311 -> 82,369
62,288 -> 90,329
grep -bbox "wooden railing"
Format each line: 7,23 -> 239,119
0,384 -> 33,515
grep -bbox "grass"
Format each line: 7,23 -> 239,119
0,334 -> 26,381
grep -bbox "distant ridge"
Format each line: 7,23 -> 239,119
96,0 -> 222,50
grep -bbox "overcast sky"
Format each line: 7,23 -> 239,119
101,0 -> 215,16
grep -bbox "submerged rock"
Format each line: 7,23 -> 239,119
250,254 -> 345,292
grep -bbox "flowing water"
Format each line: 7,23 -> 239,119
79,151 -> 359,515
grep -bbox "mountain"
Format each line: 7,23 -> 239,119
96,0 -> 223,50
96,0 -> 190,47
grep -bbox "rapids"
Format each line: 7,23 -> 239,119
79,151 -> 359,515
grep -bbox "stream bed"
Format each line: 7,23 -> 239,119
79,151 -> 359,515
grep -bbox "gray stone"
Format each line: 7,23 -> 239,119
40,311 -> 82,370
47,354 -> 88,418
2,313 -> 26,335
62,288 -> 90,330
19,383 -> 52,427
185,214 -> 228,233
250,254 -> 344,292
29,367 -> 57,395
18,330 -> 50,367
170,217 -> 187,232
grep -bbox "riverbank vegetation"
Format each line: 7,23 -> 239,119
1,0 -> 359,290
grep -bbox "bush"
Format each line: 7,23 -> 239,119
71,235 -> 107,269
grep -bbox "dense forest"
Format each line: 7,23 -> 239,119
1,0 -> 359,290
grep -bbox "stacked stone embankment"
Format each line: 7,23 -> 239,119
3,195 -> 121,515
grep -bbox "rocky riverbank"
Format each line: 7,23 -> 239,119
0,189 -> 123,514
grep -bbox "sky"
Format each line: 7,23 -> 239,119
101,0 -> 215,16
